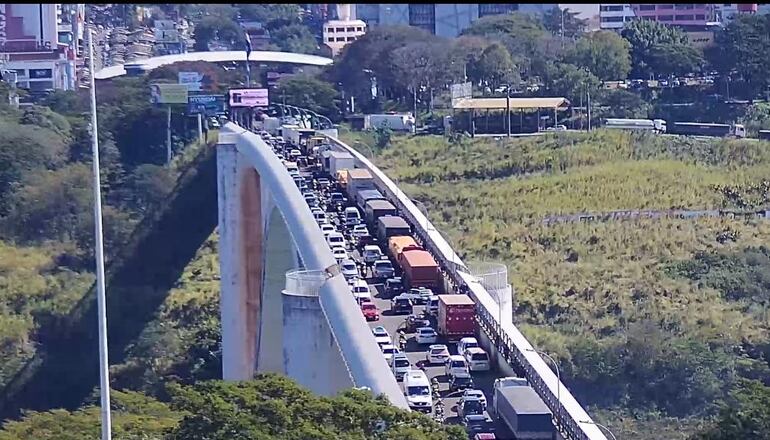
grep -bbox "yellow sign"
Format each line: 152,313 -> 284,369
150,83 -> 189,104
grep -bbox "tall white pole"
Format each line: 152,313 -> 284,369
166,106 -> 172,166
197,112 -> 203,144
87,28 -> 113,440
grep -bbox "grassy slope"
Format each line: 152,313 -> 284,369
372,130 -> 770,438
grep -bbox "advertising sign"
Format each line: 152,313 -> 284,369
188,94 -> 226,116
228,88 -> 269,107
150,83 -> 189,104
178,71 -> 203,91
450,82 -> 472,103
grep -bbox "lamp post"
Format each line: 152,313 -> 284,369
527,348 -> 560,428
580,421 -> 618,440
87,28 -> 112,440
354,141 -> 375,162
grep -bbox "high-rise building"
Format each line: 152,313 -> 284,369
599,4 -> 636,29
323,4 -> 367,57
355,4 -> 557,38
0,4 -> 78,93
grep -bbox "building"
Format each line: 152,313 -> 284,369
0,4 -> 78,93
323,4 -> 366,57
355,4 -> 557,38
631,4 -> 716,26
715,3 -> 758,23
562,4 -> 602,31
599,4 -> 636,29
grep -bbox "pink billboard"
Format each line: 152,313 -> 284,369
228,88 -> 269,107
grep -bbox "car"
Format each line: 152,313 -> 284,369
351,279 -> 372,303
316,177 -> 330,188
340,259 -> 359,281
344,207 -> 362,226
415,327 -> 438,344
426,344 -> 450,365
460,389 -> 488,410
331,246 -> 349,262
351,224 -> 369,239
289,149 -> 302,161
320,223 -> 336,237
384,277 -> 404,298
357,233 -> 377,250
449,370 -> 475,392
427,295 -> 439,315
329,192 -> 346,205
403,369 -> 433,413
444,355 -> 469,377
326,232 -> 345,249
399,287 -> 432,305
457,337 -> 480,355
312,211 -> 327,225
373,259 -> 395,281
380,344 -> 400,364
361,302 -> 379,321
372,326 -> 391,346
545,124 -> 567,132
459,397 -> 490,428
362,245 -> 383,265
390,352 -> 411,380
390,296 -> 413,315
304,193 -> 319,207
464,347 -> 491,372
405,314 -> 431,332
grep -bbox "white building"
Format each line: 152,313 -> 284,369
599,4 -> 636,30
323,4 -> 366,57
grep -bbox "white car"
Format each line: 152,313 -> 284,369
362,245 -> 383,265
426,344 -> 450,365
391,353 -> 411,380
351,279 -> 372,303
351,224 -> 369,239
340,259 -> 359,281
312,211 -> 327,225
463,347 -> 491,372
372,326 -> 392,347
320,223 -> 336,237
415,327 -> 438,344
444,355 -> 469,377
403,369 -> 433,413
457,337 -> 480,354
545,124 -> 567,131
326,232 -> 345,249
381,344 -> 400,364
460,389 -> 488,409
331,246 -> 349,262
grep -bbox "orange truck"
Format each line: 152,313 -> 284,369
400,248 -> 440,290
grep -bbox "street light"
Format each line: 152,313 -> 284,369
580,420 -> 618,440
354,141 -> 375,162
526,348 -> 560,428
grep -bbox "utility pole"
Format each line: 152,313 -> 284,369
587,89 -> 592,132
166,106 -> 172,165
87,28 -> 112,440
506,84 -> 511,137
560,8 -> 565,49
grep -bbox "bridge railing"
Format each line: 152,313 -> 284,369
325,134 -> 608,440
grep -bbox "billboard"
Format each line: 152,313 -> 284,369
179,71 -> 203,91
188,94 -> 226,116
450,82 -> 472,103
150,83 -> 189,104
229,88 -> 269,107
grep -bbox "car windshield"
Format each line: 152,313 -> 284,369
342,263 -> 356,270
451,360 -> 466,368
362,304 -> 375,310
455,376 -> 472,385
383,347 -> 397,354
394,359 -> 410,368
373,328 -> 387,336
375,262 -> 390,268
420,329 -> 434,335
471,353 -> 488,361
407,386 -> 430,396
464,400 -> 483,414
431,348 -> 446,355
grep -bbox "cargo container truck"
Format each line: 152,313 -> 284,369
356,189 -> 386,212
400,249 -> 440,291
437,294 -> 476,341
388,236 -> 421,261
490,377 -> 555,440
325,151 -> 356,177
364,113 -> 416,132
377,216 -> 411,243
365,199 -> 397,227
346,169 -> 376,200
667,121 -> 746,138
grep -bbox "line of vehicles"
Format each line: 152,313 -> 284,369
603,118 -> 769,139
260,126 -> 557,440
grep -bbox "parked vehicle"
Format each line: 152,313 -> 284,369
461,389 -> 488,410
344,206 -> 362,226
457,337 -> 480,354
388,236 -> 421,261
331,246 -> 349,262
356,188 -> 386,212
326,232 -> 345,249
444,355 -> 469,377
398,287 -> 432,305
390,296 -> 413,314
460,397 -> 493,433
340,259 -> 359,281
449,370 -> 475,392
351,279 -> 372,303
373,259 -> 395,281
351,224 -> 369,239
324,151 -> 355,177
438,295 -> 476,342
400,249 -> 440,290
604,118 -> 667,133
365,199 -> 397,227
364,113 -> 416,132
372,326 -> 391,346
345,168 -> 376,201
490,378 -> 554,440
381,344 -> 400,364
668,121 -> 746,138
428,295 -> 439,315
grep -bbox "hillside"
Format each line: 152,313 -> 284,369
371,130 -> 770,438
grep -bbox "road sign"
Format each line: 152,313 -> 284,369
150,83 -> 188,104
450,82 -> 472,103
179,71 -> 203,91
188,94 -> 226,115
228,88 -> 269,107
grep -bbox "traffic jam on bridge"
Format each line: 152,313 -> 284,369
257,125 -> 557,440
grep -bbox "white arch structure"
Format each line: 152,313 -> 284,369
95,50 -> 333,80
216,122 -> 407,409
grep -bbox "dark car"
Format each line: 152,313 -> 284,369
449,372 -> 474,392
329,192 -> 346,205
390,297 -> 413,315
384,277 -> 404,298
357,233 -> 377,250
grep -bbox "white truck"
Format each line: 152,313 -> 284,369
326,151 -> 356,177
365,114 -> 416,132
491,377 -> 555,440
604,118 -> 667,133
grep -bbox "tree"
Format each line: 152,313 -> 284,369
648,42 -> 703,78
543,63 -> 601,103
707,14 -> 770,99
621,19 -> 698,78
269,23 -> 319,54
565,31 -> 631,81
20,105 -> 73,141
691,381 -> 770,440
390,40 -> 462,113
472,42 -> 519,90
597,89 -> 650,119
236,4 -> 300,28
542,6 -> 588,39
452,35 -> 491,80
192,14 -> 242,51
166,374 -> 467,440
274,75 -> 342,122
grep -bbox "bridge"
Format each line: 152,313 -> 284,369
94,50 -> 334,80
218,121 -> 609,440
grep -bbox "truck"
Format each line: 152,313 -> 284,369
604,118 -> 666,133
364,113 -> 416,132
365,199 -> 397,227
490,377 -> 555,440
388,236 -> 421,261
759,130 -> 770,140
356,189 -> 386,212
667,121 -> 746,138
437,294 -> 476,341
346,169 -> 376,200
324,151 -> 355,177
400,249 -> 440,291
377,215 -> 411,243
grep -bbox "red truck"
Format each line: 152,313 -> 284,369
399,249 -> 440,291
437,294 -> 476,342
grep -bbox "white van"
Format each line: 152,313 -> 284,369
351,279 -> 371,303
284,161 -> 299,175
403,369 -> 432,413
463,347 -> 491,372
344,207 -> 362,226
326,232 -> 345,249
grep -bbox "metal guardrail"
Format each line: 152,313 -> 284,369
325,134 -> 608,440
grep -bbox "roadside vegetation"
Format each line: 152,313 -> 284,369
372,131 -> 770,438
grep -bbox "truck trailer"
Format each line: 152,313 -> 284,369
325,151 -> 355,177
491,377 -> 555,440
365,199 -> 397,227
604,118 -> 666,132
388,236 -> 421,261
437,294 -> 476,341
346,169 -> 376,200
364,113 -> 416,132
356,189 -> 386,212
377,216 -> 411,243
759,130 -> 770,140
667,121 -> 746,138
400,249 -> 440,290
